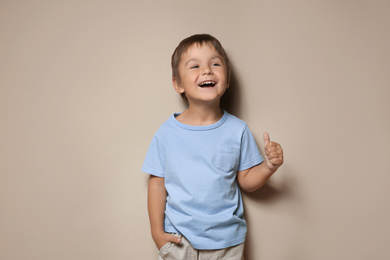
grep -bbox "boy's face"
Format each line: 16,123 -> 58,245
173,43 -> 228,105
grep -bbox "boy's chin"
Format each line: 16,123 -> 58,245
188,95 -> 224,105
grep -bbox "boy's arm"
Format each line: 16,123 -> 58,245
147,175 -> 181,249
237,132 -> 284,192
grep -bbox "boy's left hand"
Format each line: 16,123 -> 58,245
263,132 -> 284,171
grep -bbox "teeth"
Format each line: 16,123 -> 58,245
200,81 -> 215,86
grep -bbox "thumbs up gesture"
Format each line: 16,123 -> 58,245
263,132 -> 284,171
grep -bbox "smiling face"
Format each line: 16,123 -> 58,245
173,43 -> 229,106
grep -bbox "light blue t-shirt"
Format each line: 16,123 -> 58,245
141,111 -> 263,250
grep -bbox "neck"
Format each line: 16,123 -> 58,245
177,102 -> 223,126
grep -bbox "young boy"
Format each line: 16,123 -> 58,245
142,34 -> 284,260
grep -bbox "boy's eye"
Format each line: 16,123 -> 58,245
190,65 -> 199,69
212,63 -> 220,67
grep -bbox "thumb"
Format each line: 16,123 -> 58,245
263,132 -> 270,147
168,234 -> 182,244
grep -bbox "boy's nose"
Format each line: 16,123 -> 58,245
202,67 -> 213,75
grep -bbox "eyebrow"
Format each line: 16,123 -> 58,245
184,58 -> 198,66
184,56 -> 223,67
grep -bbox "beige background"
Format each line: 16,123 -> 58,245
1,0 -> 389,259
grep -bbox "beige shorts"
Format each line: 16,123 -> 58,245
157,234 -> 244,260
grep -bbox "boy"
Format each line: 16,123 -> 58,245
142,34 -> 283,260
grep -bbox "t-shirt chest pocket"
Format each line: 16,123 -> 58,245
213,146 -> 240,172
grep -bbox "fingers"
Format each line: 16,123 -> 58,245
264,139 -> 283,167
263,132 -> 270,147
166,233 -> 182,244
269,156 -> 283,165
265,144 -> 283,156
155,232 -> 182,250
267,145 -> 282,154
266,151 -> 283,163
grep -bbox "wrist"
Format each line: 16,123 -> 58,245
267,164 -> 278,173
152,230 -> 171,249
151,229 -> 165,241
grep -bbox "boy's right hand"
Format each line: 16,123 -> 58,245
153,231 -> 182,250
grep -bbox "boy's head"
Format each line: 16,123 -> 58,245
171,34 -> 231,100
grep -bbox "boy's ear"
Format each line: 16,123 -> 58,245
226,73 -> 231,88
173,78 -> 185,94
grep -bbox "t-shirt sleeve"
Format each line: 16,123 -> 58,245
238,125 -> 264,171
141,135 -> 165,177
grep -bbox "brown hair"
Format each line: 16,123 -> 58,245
171,34 -> 231,99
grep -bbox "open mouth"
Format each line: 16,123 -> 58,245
198,81 -> 216,88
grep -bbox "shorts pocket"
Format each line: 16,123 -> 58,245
158,242 -> 173,258
158,233 -> 182,259
214,146 -> 240,172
